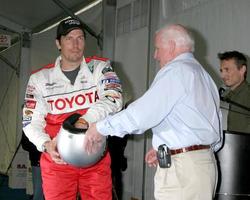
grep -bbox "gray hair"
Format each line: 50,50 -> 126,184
157,24 -> 195,52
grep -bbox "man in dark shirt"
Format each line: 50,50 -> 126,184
218,51 -> 250,133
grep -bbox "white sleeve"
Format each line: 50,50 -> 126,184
82,60 -> 123,123
96,67 -> 186,137
22,75 -> 51,152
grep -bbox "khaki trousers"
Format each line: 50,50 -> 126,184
154,149 -> 217,200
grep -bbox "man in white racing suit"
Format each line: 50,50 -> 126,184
23,18 -> 122,200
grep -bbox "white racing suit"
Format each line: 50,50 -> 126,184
23,55 -> 123,200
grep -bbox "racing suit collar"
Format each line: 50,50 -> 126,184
52,56 -> 93,85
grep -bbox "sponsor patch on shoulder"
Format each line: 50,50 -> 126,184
104,83 -> 122,93
105,95 -> 116,103
25,109 -> 33,116
102,78 -> 121,84
22,121 -> 31,127
26,94 -> 34,99
102,65 -> 114,74
25,100 -> 37,109
27,85 -> 36,93
104,72 -> 117,78
104,92 -> 121,99
23,116 -> 32,121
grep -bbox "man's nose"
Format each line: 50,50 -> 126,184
220,71 -> 226,79
72,39 -> 79,47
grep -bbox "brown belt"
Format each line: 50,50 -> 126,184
170,145 -> 210,155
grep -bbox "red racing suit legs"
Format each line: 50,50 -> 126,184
41,152 -> 112,200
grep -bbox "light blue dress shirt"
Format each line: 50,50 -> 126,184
97,53 -> 223,151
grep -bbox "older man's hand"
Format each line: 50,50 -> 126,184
84,123 -> 106,154
145,148 -> 158,167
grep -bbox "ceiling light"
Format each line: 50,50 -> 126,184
34,0 -> 102,35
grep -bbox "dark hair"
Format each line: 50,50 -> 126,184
218,51 -> 247,70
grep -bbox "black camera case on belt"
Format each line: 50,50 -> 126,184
157,144 -> 171,168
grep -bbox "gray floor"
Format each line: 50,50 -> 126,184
0,175 -> 31,200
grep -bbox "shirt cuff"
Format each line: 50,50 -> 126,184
96,118 -> 111,136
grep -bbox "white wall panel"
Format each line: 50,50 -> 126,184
115,26 -> 149,199
0,43 -> 20,174
159,0 -> 250,85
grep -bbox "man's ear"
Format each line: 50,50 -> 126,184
56,39 -> 61,51
168,40 -> 176,55
240,65 -> 247,77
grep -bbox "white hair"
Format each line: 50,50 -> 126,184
157,24 -> 195,52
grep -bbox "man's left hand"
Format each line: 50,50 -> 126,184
84,123 -> 105,154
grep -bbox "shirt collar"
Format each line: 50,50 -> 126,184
159,52 -> 194,73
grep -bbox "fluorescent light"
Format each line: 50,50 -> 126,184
75,0 -> 102,15
33,0 -> 102,35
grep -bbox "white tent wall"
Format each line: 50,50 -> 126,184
8,46 -> 32,189
0,43 -> 20,173
0,29 -> 31,191
0,14 -> 31,187
114,27 -> 149,200
159,0 -> 250,84
114,0 -> 151,199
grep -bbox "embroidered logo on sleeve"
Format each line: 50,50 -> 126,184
25,100 -> 37,109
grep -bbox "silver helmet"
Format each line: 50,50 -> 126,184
57,113 -> 106,167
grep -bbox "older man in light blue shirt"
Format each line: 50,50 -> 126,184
83,24 -> 222,200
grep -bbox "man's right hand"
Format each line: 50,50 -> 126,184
43,138 -> 66,165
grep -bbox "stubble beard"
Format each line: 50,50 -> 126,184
66,51 -> 84,63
